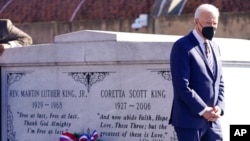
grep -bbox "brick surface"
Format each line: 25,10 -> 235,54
0,0 -> 249,23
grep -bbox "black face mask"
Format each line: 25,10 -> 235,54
202,26 -> 215,40
197,20 -> 216,40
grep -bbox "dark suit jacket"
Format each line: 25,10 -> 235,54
0,19 -> 32,47
169,31 -> 225,129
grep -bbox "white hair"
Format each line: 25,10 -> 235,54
194,4 -> 219,19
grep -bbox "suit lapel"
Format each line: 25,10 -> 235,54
194,46 -> 205,60
188,32 -> 216,79
195,45 -> 215,79
187,32 -> 206,60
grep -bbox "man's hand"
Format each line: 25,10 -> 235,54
0,44 -> 5,55
213,106 -> 222,116
0,44 -> 11,55
203,106 -> 220,121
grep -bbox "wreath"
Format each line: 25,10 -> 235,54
59,129 -> 100,141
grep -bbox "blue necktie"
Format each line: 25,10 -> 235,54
204,41 -> 214,73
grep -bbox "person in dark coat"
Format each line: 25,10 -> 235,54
169,3 -> 225,141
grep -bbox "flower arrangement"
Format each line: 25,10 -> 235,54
59,129 -> 100,141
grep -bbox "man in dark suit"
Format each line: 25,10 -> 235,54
0,19 -> 33,54
169,4 -> 225,141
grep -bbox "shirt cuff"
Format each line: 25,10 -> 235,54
199,107 -> 209,116
9,41 -> 21,47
